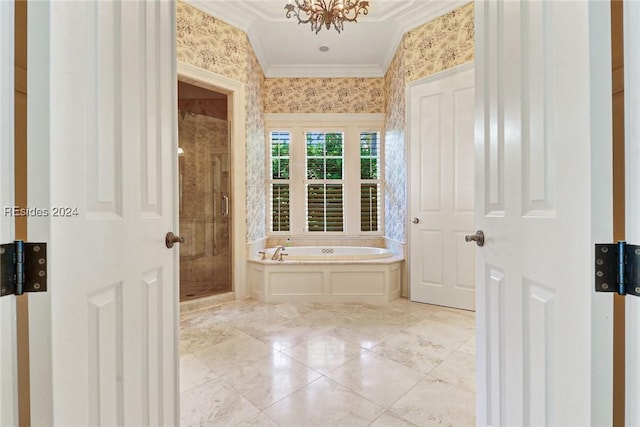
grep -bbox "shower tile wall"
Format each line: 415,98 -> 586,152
179,111 -> 231,301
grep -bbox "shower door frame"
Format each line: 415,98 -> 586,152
177,62 -> 247,299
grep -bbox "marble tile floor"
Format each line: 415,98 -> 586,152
180,282 -> 232,302
180,298 -> 476,427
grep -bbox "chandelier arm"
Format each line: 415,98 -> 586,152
285,2 -> 314,25
340,1 -> 369,22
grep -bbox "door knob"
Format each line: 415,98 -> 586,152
412,218 -> 421,224
465,230 -> 484,247
165,232 -> 185,248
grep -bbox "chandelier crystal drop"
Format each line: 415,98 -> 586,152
285,0 -> 370,34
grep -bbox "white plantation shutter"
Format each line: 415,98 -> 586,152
306,183 -> 344,232
305,131 -> 344,232
269,131 -> 290,232
266,120 -> 383,235
359,131 -> 380,232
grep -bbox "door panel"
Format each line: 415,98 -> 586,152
475,1 -> 613,425
409,65 -> 475,310
27,1 -> 178,424
0,1 -> 17,425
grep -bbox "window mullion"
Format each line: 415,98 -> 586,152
289,127 -> 305,235
344,128 -> 360,235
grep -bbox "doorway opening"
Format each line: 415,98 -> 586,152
177,81 -> 232,301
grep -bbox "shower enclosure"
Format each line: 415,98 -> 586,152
177,106 -> 231,301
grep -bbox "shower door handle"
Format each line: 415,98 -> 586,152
222,195 -> 229,217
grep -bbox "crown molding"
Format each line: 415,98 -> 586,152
183,0 -> 254,32
247,26 -> 271,75
264,113 -> 385,124
396,0 -> 470,33
264,64 -> 385,78
379,24 -> 405,76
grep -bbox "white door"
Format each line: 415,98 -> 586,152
625,1 -> 640,424
0,1 -> 18,425
27,1 -> 179,425
475,1 -> 613,425
409,64 -> 475,310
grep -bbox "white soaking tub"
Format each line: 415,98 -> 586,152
263,246 -> 393,261
248,246 -> 403,303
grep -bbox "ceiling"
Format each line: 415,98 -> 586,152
185,0 -> 468,78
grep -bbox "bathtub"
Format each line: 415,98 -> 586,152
248,246 -> 403,303
262,246 -> 393,261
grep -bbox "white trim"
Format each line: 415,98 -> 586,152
265,121 -> 385,238
177,62 -> 248,300
27,1 -> 53,424
626,0 -> 640,424
265,113 -> 385,125
0,0 -> 18,425
264,64 -> 385,78
588,1 -> 614,422
183,0 -> 255,32
380,25 -> 405,77
405,61 -> 475,89
247,26 -> 271,78
396,0 -> 470,34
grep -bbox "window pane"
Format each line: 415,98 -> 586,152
272,141 -> 289,157
272,132 -> 290,155
272,183 -> 290,232
306,132 -> 325,156
326,133 -> 343,156
307,158 -> 324,179
272,158 -> 289,179
271,131 -> 290,180
325,159 -> 343,179
360,158 -> 378,180
360,132 -> 379,156
361,183 -> 379,232
360,132 -> 380,180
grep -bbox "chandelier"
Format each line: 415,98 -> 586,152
285,0 -> 370,34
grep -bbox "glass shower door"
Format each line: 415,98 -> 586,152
178,110 -> 231,301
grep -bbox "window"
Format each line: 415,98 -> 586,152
267,118 -> 383,236
360,132 -> 381,232
270,131 -> 290,232
306,132 -> 344,232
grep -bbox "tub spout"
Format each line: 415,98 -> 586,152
271,246 -> 285,261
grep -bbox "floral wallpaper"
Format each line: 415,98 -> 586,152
245,48 -> 267,242
383,2 -> 474,243
176,1 -> 474,245
384,48 -> 407,242
176,2 -> 248,83
404,2 -> 474,83
176,1 -> 266,242
264,78 -> 384,113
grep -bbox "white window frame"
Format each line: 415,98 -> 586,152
265,113 -> 385,237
